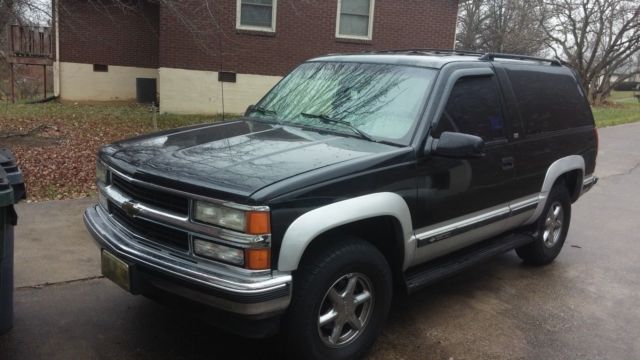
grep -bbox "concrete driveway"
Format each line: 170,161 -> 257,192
2,123 -> 640,360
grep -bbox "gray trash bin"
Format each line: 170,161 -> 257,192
0,149 -> 25,201
0,166 -> 17,335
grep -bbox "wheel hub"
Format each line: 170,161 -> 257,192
543,201 -> 564,248
317,273 -> 374,347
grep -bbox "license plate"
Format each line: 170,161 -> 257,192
101,250 -> 131,292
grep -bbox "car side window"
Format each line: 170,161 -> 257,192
434,75 -> 505,141
506,68 -> 591,135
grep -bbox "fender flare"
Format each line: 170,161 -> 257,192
277,192 -> 415,271
525,155 -> 585,225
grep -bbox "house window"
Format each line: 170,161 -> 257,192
236,0 -> 277,32
336,0 -> 375,40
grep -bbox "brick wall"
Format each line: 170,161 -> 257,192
58,0 -> 458,75
59,0 -> 159,68
159,0 -> 459,76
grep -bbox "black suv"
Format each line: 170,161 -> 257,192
84,50 -> 598,359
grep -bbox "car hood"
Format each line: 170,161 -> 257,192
101,120 -> 398,198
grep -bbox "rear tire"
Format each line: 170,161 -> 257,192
282,237 -> 392,360
516,182 -> 571,265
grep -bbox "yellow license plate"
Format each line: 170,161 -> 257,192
101,250 -> 131,292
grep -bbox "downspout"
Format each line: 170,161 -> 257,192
53,0 -> 61,97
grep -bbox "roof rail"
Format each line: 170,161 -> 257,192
479,53 -> 563,66
364,48 -> 484,56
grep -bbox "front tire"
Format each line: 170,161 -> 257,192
283,237 -> 392,360
516,182 -> 571,265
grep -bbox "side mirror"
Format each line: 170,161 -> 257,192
245,105 -> 256,117
428,131 -> 485,158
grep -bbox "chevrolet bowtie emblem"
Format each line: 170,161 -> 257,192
121,200 -> 138,218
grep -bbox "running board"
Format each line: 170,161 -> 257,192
405,232 -> 535,294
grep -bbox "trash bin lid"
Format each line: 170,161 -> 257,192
0,167 -> 14,207
0,148 -> 16,164
0,148 -> 25,201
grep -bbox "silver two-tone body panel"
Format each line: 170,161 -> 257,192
277,155 -> 596,273
410,194 -> 538,266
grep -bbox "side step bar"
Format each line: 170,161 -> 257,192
405,232 -> 535,294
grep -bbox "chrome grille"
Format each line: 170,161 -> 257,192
109,202 -> 190,251
111,173 -> 190,215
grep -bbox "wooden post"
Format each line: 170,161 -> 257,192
43,65 -> 47,99
10,25 -> 15,54
9,26 -> 15,104
9,63 -> 15,104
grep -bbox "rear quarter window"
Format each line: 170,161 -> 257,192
506,66 -> 592,135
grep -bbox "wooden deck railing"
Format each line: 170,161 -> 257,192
10,25 -> 53,59
7,25 -> 54,102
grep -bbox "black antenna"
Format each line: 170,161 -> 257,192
218,36 -> 225,122
211,0 -> 225,122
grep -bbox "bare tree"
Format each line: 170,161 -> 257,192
457,0 -> 486,51
456,0 -> 548,55
544,0 -> 640,104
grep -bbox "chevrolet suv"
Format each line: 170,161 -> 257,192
84,50 -> 598,360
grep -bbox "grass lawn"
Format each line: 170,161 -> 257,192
0,101 -> 222,201
592,91 -> 640,127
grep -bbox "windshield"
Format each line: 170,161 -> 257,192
250,61 -> 437,144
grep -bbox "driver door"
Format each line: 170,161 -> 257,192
412,71 -> 518,265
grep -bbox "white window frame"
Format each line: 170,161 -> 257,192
236,0 -> 277,33
335,0 -> 375,40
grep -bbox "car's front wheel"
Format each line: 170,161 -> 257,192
282,237 -> 392,360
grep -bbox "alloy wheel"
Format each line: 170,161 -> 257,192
543,201 -> 564,248
317,272 -> 375,348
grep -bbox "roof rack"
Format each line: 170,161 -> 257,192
335,49 -> 566,66
479,53 -> 563,66
364,48 -> 484,56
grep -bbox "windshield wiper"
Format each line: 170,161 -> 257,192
248,106 -> 281,124
254,106 -> 277,116
300,112 -> 376,142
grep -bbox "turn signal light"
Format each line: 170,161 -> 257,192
245,248 -> 271,270
246,211 -> 271,235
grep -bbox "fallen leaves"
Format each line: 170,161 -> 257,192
0,102 -> 216,201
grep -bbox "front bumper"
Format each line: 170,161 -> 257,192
84,205 -> 291,317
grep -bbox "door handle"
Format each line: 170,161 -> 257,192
502,157 -> 514,170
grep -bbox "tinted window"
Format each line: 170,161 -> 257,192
506,67 -> 592,135
435,76 -> 505,141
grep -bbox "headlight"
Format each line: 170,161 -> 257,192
193,201 -> 271,234
194,201 -> 246,231
96,161 -> 108,184
193,239 -> 244,266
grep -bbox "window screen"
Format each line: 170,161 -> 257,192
507,68 -> 592,135
338,0 -> 373,38
239,0 -> 274,29
435,76 -> 505,141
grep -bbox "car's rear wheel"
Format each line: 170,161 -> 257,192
282,237 -> 392,360
516,182 -> 571,265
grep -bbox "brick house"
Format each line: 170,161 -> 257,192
53,0 -> 459,114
